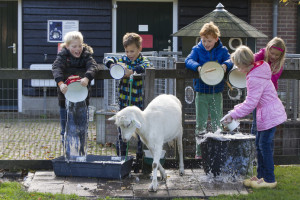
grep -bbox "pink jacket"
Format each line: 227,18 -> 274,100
230,61 -> 287,131
254,48 -> 283,90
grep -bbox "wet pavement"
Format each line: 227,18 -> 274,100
22,168 -> 249,199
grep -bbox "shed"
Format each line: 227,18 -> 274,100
172,3 -> 268,56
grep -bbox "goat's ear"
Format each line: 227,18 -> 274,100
108,115 -> 116,121
133,119 -> 141,129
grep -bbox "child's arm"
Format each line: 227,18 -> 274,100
52,55 -> 66,86
230,78 -> 263,119
134,56 -> 151,74
103,56 -> 120,69
84,55 -> 98,82
185,48 -> 201,72
221,49 -> 233,73
254,48 -> 265,62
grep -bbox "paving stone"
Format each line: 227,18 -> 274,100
94,189 -> 133,198
25,169 -> 247,199
168,189 -> 205,198
134,189 -> 169,198
28,182 -> 64,194
201,182 -> 240,196
63,181 -> 97,196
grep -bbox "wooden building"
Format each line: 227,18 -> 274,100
0,0 -> 299,112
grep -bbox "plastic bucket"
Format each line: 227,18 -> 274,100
220,116 -> 240,131
228,66 -> 246,89
64,75 -> 88,103
200,132 -> 256,177
199,61 -> 224,86
110,64 -> 125,80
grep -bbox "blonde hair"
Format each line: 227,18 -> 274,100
60,31 -> 84,48
123,32 -> 142,48
199,21 -> 221,39
231,45 -> 254,67
265,37 -> 286,74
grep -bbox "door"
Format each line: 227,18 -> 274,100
116,2 -> 173,52
0,1 -> 18,111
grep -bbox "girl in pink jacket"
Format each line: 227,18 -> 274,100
223,45 -> 287,189
251,37 -> 286,135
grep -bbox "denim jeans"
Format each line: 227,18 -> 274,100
251,108 -> 257,135
256,127 -> 276,183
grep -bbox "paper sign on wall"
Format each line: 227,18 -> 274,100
48,20 -> 79,42
139,25 -> 148,32
140,35 -> 153,49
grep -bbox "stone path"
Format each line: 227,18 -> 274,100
24,169 -> 249,199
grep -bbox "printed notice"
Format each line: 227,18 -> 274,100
138,25 -> 148,32
48,20 -> 79,42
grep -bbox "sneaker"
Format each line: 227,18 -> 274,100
195,155 -> 202,159
250,178 -> 277,189
243,176 -> 258,187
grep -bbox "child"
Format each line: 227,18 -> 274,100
251,37 -> 286,135
222,45 -> 287,188
103,32 -> 151,171
52,31 -> 99,154
185,21 -> 233,159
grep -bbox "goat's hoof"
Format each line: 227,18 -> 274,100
179,169 -> 185,176
161,173 -> 167,181
148,184 -> 157,192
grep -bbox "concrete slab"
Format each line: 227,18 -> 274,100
62,177 -> 98,196
24,168 -> 248,199
28,182 -> 64,194
134,189 -> 169,199
168,189 -> 205,198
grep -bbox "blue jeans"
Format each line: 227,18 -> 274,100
251,108 -> 257,135
256,127 -> 276,183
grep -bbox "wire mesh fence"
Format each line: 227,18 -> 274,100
0,53 -> 299,164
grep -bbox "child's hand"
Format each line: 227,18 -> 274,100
80,77 -> 89,87
222,64 -> 227,72
59,83 -> 68,94
124,68 -> 133,78
197,66 -> 201,73
221,113 -> 233,124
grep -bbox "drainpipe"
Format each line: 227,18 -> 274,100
273,0 -> 278,37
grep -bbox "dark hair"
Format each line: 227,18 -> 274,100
123,32 -> 142,48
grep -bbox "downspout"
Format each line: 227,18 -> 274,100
273,0 -> 278,37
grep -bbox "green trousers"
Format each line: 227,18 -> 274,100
195,92 -> 223,156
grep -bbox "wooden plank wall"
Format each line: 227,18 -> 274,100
22,0 -> 111,96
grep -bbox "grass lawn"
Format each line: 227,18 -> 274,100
209,165 -> 300,200
0,165 -> 299,200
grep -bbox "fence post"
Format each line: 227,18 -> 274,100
144,67 -> 155,108
175,62 -> 186,159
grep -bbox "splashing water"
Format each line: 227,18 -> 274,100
64,100 -> 88,162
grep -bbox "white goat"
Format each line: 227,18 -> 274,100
109,94 -> 184,192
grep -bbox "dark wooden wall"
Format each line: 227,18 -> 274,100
22,0 -> 111,96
